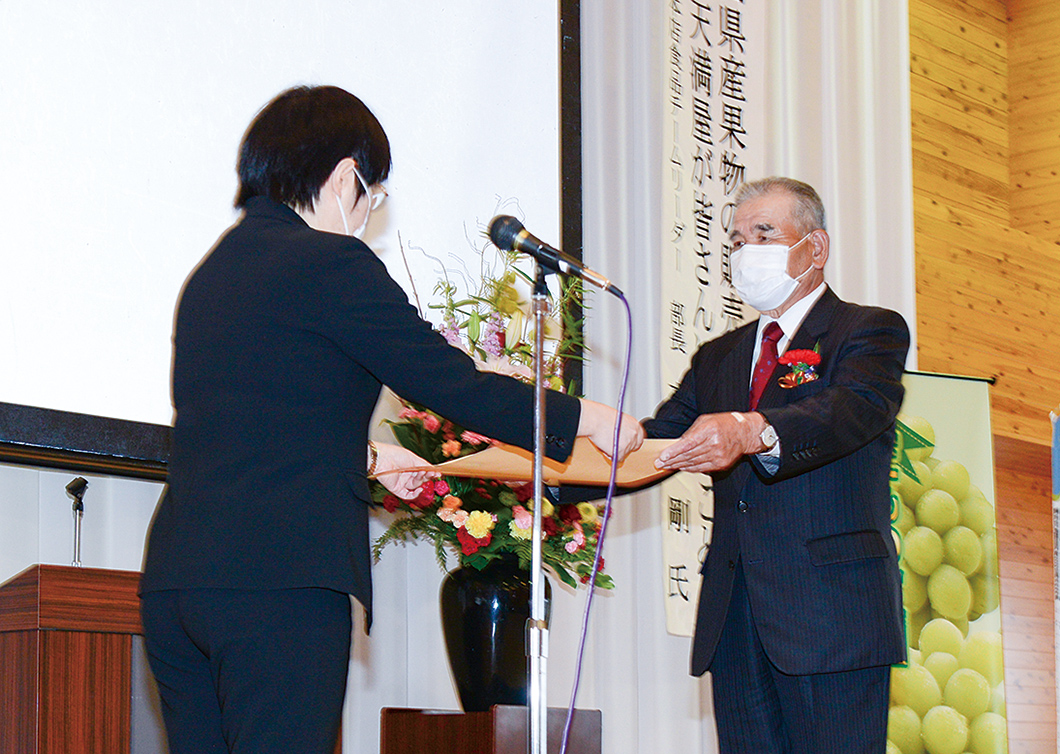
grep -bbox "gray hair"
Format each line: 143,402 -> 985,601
733,177 -> 827,234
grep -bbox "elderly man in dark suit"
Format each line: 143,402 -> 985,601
652,176 -> 909,753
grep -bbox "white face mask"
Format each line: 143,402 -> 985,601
730,234 -> 814,312
334,191 -> 369,239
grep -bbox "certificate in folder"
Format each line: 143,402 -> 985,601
410,437 -> 676,487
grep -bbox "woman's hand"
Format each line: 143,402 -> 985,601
576,399 -> 645,461
371,442 -> 437,499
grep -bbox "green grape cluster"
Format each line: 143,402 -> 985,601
887,415 -> 1008,754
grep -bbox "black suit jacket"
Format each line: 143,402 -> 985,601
646,288 -> 909,676
141,198 -> 580,622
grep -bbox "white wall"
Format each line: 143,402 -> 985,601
0,463 -> 163,585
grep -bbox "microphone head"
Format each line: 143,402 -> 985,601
488,215 -> 525,251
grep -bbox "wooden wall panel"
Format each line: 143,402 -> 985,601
1010,0 -> 1060,239
911,0 -> 1060,446
924,0 -> 1007,28
993,437 -> 1055,754
910,1 -> 1057,752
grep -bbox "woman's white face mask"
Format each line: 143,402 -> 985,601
334,191 -> 369,239
730,234 -> 814,312
334,189 -> 368,237
335,165 -> 377,238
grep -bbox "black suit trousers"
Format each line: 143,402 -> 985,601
710,562 -> 890,754
141,588 -> 352,754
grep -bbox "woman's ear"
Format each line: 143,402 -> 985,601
324,157 -> 360,204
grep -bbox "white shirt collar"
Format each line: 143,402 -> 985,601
753,282 -> 828,359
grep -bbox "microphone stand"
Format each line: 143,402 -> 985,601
488,214 -> 624,753
66,477 -> 89,568
72,498 -> 84,568
528,262 -> 550,754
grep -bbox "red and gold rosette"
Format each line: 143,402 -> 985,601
777,348 -> 822,388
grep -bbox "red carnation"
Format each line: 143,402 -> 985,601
778,349 -> 821,367
408,494 -> 434,511
558,504 -> 582,524
406,482 -> 436,510
457,527 -> 491,555
382,495 -> 402,513
514,483 -> 533,503
579,558 -> 605,584
542,517 -> 561,537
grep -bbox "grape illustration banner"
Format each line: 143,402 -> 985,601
889,372 -> 1009,754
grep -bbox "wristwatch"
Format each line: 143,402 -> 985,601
759,422 -> 779,450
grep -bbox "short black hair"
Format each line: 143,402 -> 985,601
235,85 -> 391,211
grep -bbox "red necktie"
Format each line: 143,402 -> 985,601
749,322 -> 783,410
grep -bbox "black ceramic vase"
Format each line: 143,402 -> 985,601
439,555 -> 551,712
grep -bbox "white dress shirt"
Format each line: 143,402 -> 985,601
750,282 -> 828,469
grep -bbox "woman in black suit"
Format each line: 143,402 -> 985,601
140,85 -> 642,754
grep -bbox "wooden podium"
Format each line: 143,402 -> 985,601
0,564 -> 143,754
380,706 -> 602,754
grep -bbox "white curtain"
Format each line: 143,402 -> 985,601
572,1 -> 917,753
764,0 -> 917,340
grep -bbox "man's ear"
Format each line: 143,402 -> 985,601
809,229 -> 830,269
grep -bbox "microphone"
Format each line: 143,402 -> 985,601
66,477 -> 88,511
488,215 -> 623,296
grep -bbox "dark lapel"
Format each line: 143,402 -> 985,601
756,288 -> 840,410
706,323 -> 759,490
715,322 -> 757,413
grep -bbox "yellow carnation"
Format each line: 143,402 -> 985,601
527,498 -> 555,517
509,520 -> 533,540
577,503 -> 601,524
465,510 -> 496,539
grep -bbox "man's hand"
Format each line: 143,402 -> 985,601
654,411 -> 769,474
577,398 -> 646,462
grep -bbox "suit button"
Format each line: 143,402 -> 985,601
738,501 -> 749,513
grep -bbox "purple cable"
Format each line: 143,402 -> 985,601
560,293 -> 634,754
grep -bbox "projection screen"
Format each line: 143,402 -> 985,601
0,1 -> 565,426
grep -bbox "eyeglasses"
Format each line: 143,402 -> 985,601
352,166 -> 387,211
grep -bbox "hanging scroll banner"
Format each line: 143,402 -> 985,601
888,373 -> 1010,754
659,0 -> 765,637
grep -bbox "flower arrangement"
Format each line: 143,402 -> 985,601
370,232 -> 612,589
430,235 -> 585,394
